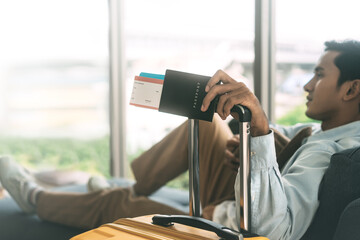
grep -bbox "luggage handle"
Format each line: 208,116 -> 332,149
187,104 -> 251,217
230,104 -> 251,123
177,104 -> 252,239
231,105 -> 251,231
152,214 -> 243,240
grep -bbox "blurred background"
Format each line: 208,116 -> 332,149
0,0 -> 359,188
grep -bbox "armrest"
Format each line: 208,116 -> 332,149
333,198 -> 360,240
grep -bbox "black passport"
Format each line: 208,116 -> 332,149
159,70 -> 217,122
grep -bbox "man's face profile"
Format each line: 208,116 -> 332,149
303,51 -> 344,124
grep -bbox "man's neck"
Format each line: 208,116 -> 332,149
321,117 -> 360,131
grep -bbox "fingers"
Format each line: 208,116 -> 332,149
224,149 -> 239,172
201,70 -> 253,120
215,83 -> 249,119
205,69 -> 236,92
225,147 -> 239,159
226,135 -> 240,148
201,70 -> 237,113
224,161 -> 239,172
224,135 -> 240,172
201,82 -> 236,113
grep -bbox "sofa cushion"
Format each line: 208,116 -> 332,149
0,184 -> 87,240
333,198 -> 360,240
302,147 -> 360,239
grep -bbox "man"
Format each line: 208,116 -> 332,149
1,40 -> 360,240
202,40 -> 360,239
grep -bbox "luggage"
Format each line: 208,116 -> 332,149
71,104 -> 268,240
71,215 -> 267,240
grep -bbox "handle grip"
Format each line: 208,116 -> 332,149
231,105 -> 251,122
152,215 -> 243,240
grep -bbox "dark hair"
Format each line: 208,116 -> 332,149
324,40 -> 360,86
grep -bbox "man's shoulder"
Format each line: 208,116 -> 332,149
272,122 -> 320,139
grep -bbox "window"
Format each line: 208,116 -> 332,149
0,0 -> 110,177
124,0 -> 255,163
275,0 -> 360,125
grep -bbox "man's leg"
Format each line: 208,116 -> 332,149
131,120 -> 189,196
132,115 -> 235,207
37,188 -> 185,229
1,115 -> 235,229
0,156 -> 184,229
197,116 -> 236,207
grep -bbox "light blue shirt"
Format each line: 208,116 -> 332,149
213,121 -> 360,240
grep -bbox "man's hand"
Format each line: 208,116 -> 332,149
224,135 -> 240,172
201,70 -> 269,137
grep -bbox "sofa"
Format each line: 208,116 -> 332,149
0,178 -> 189,240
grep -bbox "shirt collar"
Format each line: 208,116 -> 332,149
307,121 -> 360,143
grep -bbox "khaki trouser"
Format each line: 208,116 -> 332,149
37,115 -> 235,229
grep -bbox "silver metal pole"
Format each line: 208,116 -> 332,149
239,121 -> 251,231
188,119 -> 201,217
108,0 -> 127,177
254,0 -> 276,122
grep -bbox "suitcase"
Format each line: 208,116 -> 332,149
71,105 -> 268,240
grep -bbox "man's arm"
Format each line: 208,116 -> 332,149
201,70 -> 329,239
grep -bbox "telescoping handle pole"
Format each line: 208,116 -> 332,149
188,105 -> 251,224
153,106 -> 253,239
231,105 -> 252,232
188,119 -> 201,217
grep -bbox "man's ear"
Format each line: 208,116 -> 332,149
344,79 -> 360,101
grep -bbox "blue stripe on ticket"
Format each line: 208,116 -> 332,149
140,72 -> 165,80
